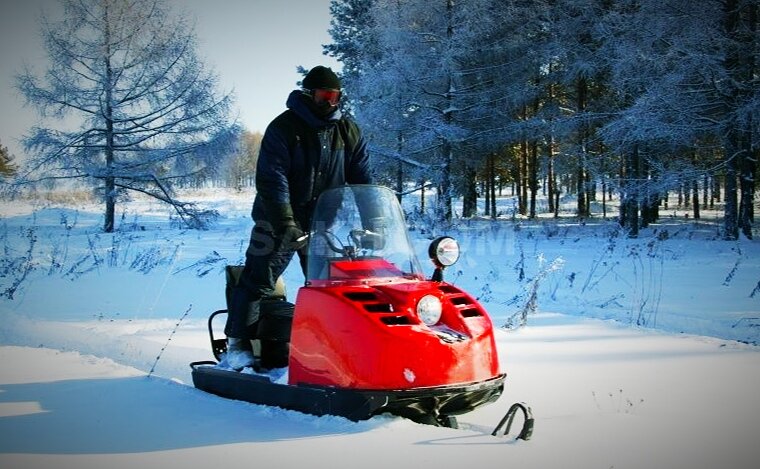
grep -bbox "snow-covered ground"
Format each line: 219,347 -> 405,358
1,189 -> 759,468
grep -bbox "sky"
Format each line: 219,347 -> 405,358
0,0 -> 340,161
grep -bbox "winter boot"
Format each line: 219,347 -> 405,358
224,337 -> 254,370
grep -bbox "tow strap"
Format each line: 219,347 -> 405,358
492,402 -> 534,441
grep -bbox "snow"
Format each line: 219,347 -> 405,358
1,189 -> 760,468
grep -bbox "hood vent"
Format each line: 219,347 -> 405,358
343,290 -> 395,314
438,285 -> 483,318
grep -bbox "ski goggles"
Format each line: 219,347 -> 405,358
311,88 -> 342,107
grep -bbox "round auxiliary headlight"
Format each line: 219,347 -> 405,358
417,294 -> 442,326
429,236 -> 460,267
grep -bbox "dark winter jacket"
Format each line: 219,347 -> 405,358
251,90 -> 372,230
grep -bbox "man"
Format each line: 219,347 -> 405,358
223,66 -> 372,370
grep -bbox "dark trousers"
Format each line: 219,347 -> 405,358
224,224 -> 307,339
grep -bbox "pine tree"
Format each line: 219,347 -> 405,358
325,0 -> 376,94
16,0 -> 239,232
0,140 -> 17,178
338,0 -> 512,221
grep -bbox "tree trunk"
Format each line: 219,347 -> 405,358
490,156 -> 497,218
484,172 -> 491,217
488,152 -> 497,219
528,140 -> 538,218
579,166 -> 592,218
437,0 -> 455,222
739,139 -> 755,239
641,159 -> 651,227
518,140 -> 528,215
546,67 -> 558,216
462,164 -> 478,218
621,145 -> 640,237
576,77 -> 590,219
420,179 -> 426,213
103,7 -> 116,233
692,180 -> 701,220
738,1 -> 757,239
724,141 -> 739,240
437,145 -> 453,221
692,152 -> 701,219
395,134 -> 403,204
547,137 -> 557,215
600,151 -> 608,219
722,0 -> 744,240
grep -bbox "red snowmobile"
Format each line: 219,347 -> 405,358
191,185 -> 514,429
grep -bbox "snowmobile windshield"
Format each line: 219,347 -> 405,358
306,185 -> 425,284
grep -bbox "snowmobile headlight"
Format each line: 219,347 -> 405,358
429,236 -> 460,268
417,295 -> 442,326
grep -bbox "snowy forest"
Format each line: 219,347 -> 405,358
5,0 -> 759,241
324,0 -> 759,240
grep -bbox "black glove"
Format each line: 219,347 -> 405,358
281,224 -> 307,250
270,203 -> 307,250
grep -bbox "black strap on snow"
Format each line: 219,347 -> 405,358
190,361 -> 218,370
491,402 -> 534,441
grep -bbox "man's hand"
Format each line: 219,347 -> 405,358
271,203 -> 307,250
281,224 -> 307,250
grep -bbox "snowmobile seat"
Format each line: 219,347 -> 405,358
225,265 -> 287,307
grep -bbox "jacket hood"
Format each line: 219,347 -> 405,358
286,90 -> 342,129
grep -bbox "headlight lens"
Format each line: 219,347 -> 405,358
429,236 -> 460,267
417,295 -> 442,326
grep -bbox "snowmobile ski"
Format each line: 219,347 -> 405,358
190,361 -> 505,426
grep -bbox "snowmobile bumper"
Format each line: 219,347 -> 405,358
190,362 -> 505,425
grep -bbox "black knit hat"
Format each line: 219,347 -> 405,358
302,66 -> 341,90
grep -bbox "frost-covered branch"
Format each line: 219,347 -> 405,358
15,0 -> 239,232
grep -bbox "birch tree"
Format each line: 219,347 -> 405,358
16,0 -> 238,232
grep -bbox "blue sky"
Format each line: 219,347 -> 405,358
0,0 -> 340,160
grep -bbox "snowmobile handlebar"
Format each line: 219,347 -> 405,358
309,228 -> 385,260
